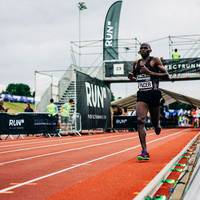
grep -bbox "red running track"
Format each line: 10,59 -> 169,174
0,128 -> 199,200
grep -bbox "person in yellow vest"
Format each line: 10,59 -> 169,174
172,48 -> 181,61
46,98 -> 59,136
60,99 -> 74,133
47,98 -> 58,116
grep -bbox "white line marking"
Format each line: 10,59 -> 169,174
0,134 -> 136,155
0,137 -> 78,148
10,183 -> 37,186
0,133 -> 135,148
0,191 -> 13,194
0,129 -> 189,193
0,129 -> 174,166
0,134 -> 145,166
0,132 -> 128,148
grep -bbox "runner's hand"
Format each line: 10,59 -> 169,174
128,72 -> 136,81
140,65 -> 151,75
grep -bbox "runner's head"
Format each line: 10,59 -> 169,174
139,43 -> 152,58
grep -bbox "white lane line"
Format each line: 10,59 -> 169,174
0,134 -> 145,166
0,129 -> 174,166
0,129 -> 189,193
0,137 -> 80,148
0,132 -> 127,148
0,134 -> 135,155
0,191 -> 13,194
10,183 -> 37,186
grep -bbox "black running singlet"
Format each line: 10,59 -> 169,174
135,57 -> 160,91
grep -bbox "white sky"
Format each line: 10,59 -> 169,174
0,0 -> 200,99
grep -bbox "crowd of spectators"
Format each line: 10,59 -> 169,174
162,106 -> 200,128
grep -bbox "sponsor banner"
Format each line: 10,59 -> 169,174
105,61 -> 132,77
0,93 -> 35,103
76,71 -> 111,130
113,63 -> 124,75
113,116 -> 152,129
103,1 -> 122,60
113,115 -> 137,129
162,58 -> 200,74
0,113 -> 58,135
104,58 -> 200,80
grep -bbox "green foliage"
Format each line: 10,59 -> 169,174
4,102 -> 34,113
5,83 -> 32,97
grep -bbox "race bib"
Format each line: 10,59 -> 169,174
138,81 -> 153,90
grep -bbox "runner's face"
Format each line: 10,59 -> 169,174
140,46 -> 150,58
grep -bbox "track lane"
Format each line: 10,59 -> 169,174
0,133 -> 138,153
0,129 -> 180,169
0,133 -> 141,163
48,129 -> 199,200
0,129 -> 177,164
0,132 -> 136,149
0,128 -> 197,200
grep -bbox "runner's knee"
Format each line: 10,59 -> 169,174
137,117 -> 145,125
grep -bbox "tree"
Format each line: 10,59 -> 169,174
5,83 -> 32,97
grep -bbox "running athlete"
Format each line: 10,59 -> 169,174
128,43 -> 170,161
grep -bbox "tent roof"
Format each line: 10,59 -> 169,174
111,88 -> 200,109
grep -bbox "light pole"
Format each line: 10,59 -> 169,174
78,2 -> 87,67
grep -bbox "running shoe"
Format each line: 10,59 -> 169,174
137,150 -> 150,161
154,126 -> 161,135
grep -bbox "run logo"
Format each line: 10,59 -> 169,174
85,82 -> 107,108
9,119 -> 24,127
105,21 -> 113,47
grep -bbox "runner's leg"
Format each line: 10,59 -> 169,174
149,106 -> 161,135
136,101 -> 148,151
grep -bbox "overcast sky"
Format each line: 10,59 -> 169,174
1,0 -> 200,99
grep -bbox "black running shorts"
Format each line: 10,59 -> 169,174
137,90 -> 162,107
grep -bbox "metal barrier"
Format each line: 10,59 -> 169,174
182,145 -> 200,199
59,113 -> 82,136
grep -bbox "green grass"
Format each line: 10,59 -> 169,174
4,102 -> 35,113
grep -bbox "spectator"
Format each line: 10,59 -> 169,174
46,98 -> 59,136
24,103 -> 34,112
47,98 -> 58,116
0,99 -> 8,112
172,48 -> 181,61
123,107 -> 128,116
60,99 -> 74,133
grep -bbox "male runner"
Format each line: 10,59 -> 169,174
128,43 -> 170,160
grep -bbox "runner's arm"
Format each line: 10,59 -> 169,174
128,61 -> 137,81
140,58 -> 170,80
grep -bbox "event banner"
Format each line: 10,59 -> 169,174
162,58 -> 200,74
113,115 -> 137,129
103,1 -> 122,61
0,113 -> 58,135
113,115 -> 152,130
104,58 -> 200,80
76,71 -> 111,130
0,93 -> 35,103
